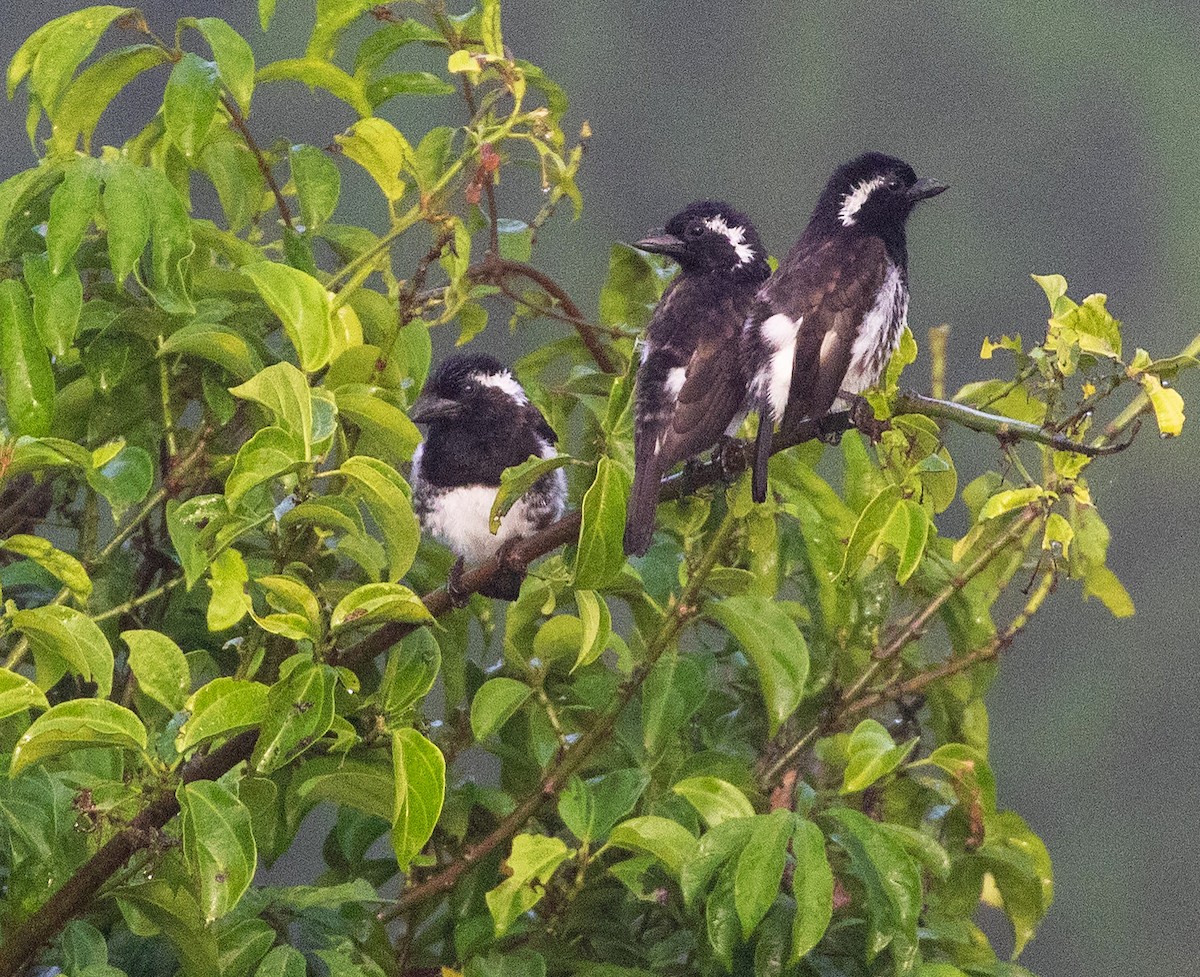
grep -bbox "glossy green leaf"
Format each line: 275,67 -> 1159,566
225,426 -> 305,507
230,361 -> 316,451
47,163 -> 100,273
790,817 -> 834,962
11,699 -> 146,775
307,0 -> 375,60
122,630 -> 190,712
101,160 -> 150,282
335,386 -> 422,462
0,667 -> 50,722
978,487 -> 1049,522
705,863 -> 740,971
177,678 -> 269,753
673,776 -> 755,828
367,71 -> 456,107
164,52 -> 221,161
918,743 -> 998,814
12,604 -> 114,697
188,17 -> 255,113
979,810 -> 1054,956
0,279 -> 54,436
734,810 -> 792,937
241,261 -> 333,372
573,589 -> 611,671
8,6 -> 132,111
289,755 -> 394,822
574,457 -> 630,590
208,547 -> 249,631
471,677 -> 534,741
330,581 -> 432,631
178,779 -> 256,921
876,498 -> 931,584
353,20 -> 445,76
138,167 -> 195,314
201,136 -> 263,232
338,455 -> 420,582
841,719 -> 918,794
24,252 -> 81,359
372,629 -> 441,727
837,484 -> 903,580
115,879 -> 218,975
252,658 -> 336,773
598,244 -> 666,331
558,769 -> 649,844
642,650 -> 708,755
392,727 -> 445,870
289,144 -> 340,230
335,116 -> 413,201
708,596 -> 808,736
486,833 -> 572,938
607,815 -> 697,878
86,444 -> 154,519
679,817 -> 756,906
873,822 -> 951,880
1,533 -> 91,599
254,946 -> 307,977
257,58 -> 371,117
489,453 -> 573,532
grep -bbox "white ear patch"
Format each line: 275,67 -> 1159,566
703,214 -> 756,266
838,175 -> 889,226
475,370 -> 529,404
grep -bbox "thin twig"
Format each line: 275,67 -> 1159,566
221,93 -> 295,231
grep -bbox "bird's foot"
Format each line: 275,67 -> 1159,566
845,394 -> 890,443
713,436 -> 748,481
446,557 -> 473,608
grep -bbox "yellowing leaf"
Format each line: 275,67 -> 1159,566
446,50 -> 482,76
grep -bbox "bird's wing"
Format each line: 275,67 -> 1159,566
766,235 -> 888,434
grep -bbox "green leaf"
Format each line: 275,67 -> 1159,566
558,769 -> 649,844
367,71 -> 456,107
978,487 -> 1049,522
917,743 -> 998,814
572,589 -> 611,671
447,49 -> 482,77
164,52 -> 221,161
371,630 -> 440,727
115,879 -> 218,976
102,160 -> 150,282
254,946 -> 307,977
598,244 -> 667,331
24,252 -> 81,359
252,658 -> 336,773
229,361 -> 316,451
11,699 -> 146,775
290,755 -> 394,822
680,817 -> 756,906
979,810 -> 1054,956
338,455 -> 420,582
574,457 -> 630,589
876,498 -> 931,584
307,0 -> 374,60
208,548 -> 249,632
48,163 -> 100,273
353,20 -> 445,77
241,262 -> 333,372
607,815 -> 697,878
335,116 -> 413,201
330,581 -> 432,631
642,650 -> 708,755
178,779 -> 256,921
470,677 -> 533,741
873,822 -> 951,881
841,719 -> 918,794
705,863 -> 740,971
392,728 -> 445,870
837,484 -> 903,580
225,426 -> 306,507
12,604 -> 114,697
790,818 -> 833,962
62,919 -> 108,973
256,57 -> 371,116
122,630 -> 190,712
707,596 -> 808,736
486,834 -> 571,938
465,951 -> 547,977
334,387 -> 422,462
201,136 -> 263,232
1130,350 -> 1185,436
160,321 -> 262,381
177,678 -> 269,754
86,444 -> 154,520
289,144 -> 340,230
1,534 -> 91,599
824,807 -> 920,970
0,280 -> 54,437
138,167 -> 195,314
489,453 -> 574,532
8,6 -> 133,111
672,776 -> 755,828
0,668 -> 50,721
188,17 -> 255,114
734,810 -> 792,938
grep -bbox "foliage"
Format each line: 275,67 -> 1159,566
0,3 -> 1193,977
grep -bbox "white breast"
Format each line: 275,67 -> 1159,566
421,486 -> 541,564
750,312 -> 801,422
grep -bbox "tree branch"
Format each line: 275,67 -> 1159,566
221,93 -> 295,232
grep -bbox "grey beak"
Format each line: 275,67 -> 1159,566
408,395 -> 462,424
634,232 -> 687,260
908,177 -> 949,202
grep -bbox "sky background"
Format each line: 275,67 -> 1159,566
3,2 -> 1200,973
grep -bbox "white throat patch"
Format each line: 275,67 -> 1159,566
474,370 -> 528,404
838,175 -> 889,226
703,214 -> 755,266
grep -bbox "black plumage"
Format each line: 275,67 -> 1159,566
624,201 -> 770,555
410,353 -> 566,600
744,152 -> 947,502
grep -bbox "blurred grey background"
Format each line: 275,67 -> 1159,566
3,1 -> 1198,973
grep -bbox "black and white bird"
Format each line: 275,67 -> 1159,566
623,201 -> 771,556
744,152 -> 947,502
409,353 -> 567,601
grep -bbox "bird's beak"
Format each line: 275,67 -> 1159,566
634,232 -> 687,261
408,394 -> 463,424
907,177 -> 949,202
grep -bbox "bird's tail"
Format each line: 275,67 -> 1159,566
623,455 -> 662,557
752,391 -> 774,503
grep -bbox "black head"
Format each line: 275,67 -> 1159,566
812,152 -> 947,237
409,353 -> 531,427
634,200 -> 770,282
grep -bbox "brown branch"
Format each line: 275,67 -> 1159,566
221,93 -> 295,232
469,257 -> 619,374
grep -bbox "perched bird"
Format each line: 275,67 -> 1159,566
745,152 -> 947,502
409,353 -> 567,601
623,200 -> 771,556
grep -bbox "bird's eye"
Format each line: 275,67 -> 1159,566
684,223 -> 704,240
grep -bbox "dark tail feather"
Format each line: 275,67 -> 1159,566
752,392 -> 773,503
623,459 -> 662,557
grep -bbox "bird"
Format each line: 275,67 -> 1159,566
744,152 -> 947,502
623,200 -> 771,556
409,353 -> 567,601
